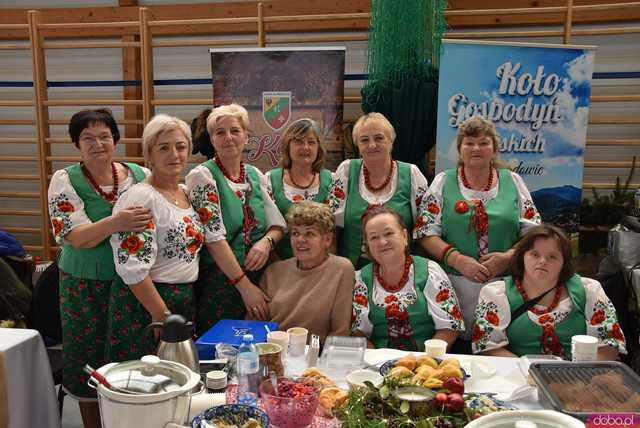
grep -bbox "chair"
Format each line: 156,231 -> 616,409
31,261 -> 66,415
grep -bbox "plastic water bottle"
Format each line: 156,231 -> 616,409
236,334 -> 259,406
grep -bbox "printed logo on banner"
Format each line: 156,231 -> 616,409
263,91 -> 291,131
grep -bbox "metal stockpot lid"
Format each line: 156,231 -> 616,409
103,355 -> 192,395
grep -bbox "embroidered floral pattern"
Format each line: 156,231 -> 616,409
591,299 -> 625,349
522,199 -> 541,223
327,177 -> 346,213
162,214 -> 205,263
434,279 -> 464,331
48,193 -> 76,239
414,193 -> 440,238
189,183 -> 224,235
351,279 -> 369,333
472,300 -> 500,352
116,228 -> 154,265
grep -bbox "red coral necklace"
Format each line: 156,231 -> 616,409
515,278 -> 564,315
460,166 -> 494,192
215,157 -> 245,184
81,161 -> 119,203
375,255 -> 413,293
364,160 -> 394,192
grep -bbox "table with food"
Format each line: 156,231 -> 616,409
86,326 -> 640,428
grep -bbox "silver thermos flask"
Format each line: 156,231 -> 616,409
145,313 -> 200,373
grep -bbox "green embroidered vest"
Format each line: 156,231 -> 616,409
441,168 -> 519,275
58,162 -> 146,280
361,256 -> 434,351
269,168 -> 332,260
201,160 -> 267,268
341,160 -> 413,269
505,274 -> 587,358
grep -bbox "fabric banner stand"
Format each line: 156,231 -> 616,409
210,47 -> 346,172
435,39 -> 597,250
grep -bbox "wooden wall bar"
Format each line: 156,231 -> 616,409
0,0 -> 638,258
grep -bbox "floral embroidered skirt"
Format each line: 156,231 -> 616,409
106,277 -> 195,363
59,270 -> 111,399
194,263 -> 263,336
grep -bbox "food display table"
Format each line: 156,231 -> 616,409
0,328 -> 61,428
220,348 -> 543,427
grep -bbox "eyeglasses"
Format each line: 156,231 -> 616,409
79,135 -> 114,145
292,138 -> 319,147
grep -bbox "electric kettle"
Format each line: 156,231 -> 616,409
145,313 -> 200,373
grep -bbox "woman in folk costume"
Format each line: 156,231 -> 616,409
265,118 -> 333,259
473,225 -> 625,360
186,104 -> 286,333
328,112 -> 429,269
47,109 -> 151,428
108,114 -> 205,361
416,116 -> 540,351
351,207 -> 463,351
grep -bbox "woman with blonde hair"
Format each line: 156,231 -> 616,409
328,112 -> 430,269
186,104 -> 286,333
416,115 -> 540,351
259,201 -> 354,343
108,113 -> 205,361
266,118 -> 333,259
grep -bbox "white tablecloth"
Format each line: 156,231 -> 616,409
0,328 -> 61,428
285,347 -> 543,410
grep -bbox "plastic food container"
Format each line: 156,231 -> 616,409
259,377 -> 320,428
529,361 -> 640,420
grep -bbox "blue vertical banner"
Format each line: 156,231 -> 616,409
435,40 -> 596,236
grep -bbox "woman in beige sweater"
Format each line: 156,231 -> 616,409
259,200 -> 355,343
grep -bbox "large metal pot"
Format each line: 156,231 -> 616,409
88,355 -> 201,428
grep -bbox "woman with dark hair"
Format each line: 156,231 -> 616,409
47,109 -> 151,428
266,118 -> 333,259
416,116 -> 540,348
351,206 -> 463,351
186,103 -> 286,333
472,224 -> 626,360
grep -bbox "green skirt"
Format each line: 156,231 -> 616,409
106,277 -> 195,363
59,270 -> 112,399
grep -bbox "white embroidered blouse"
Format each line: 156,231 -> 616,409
264,170 -> 321,203
110,182 -> 205,285
472,277 -> 627,355
47,165 -> 151,244
351,260 -> 465,337
327,160 -> 430,237
185,164 -> 286,244
414,169 -> 541,240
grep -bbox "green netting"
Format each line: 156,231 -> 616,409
362,0 -> 447,107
